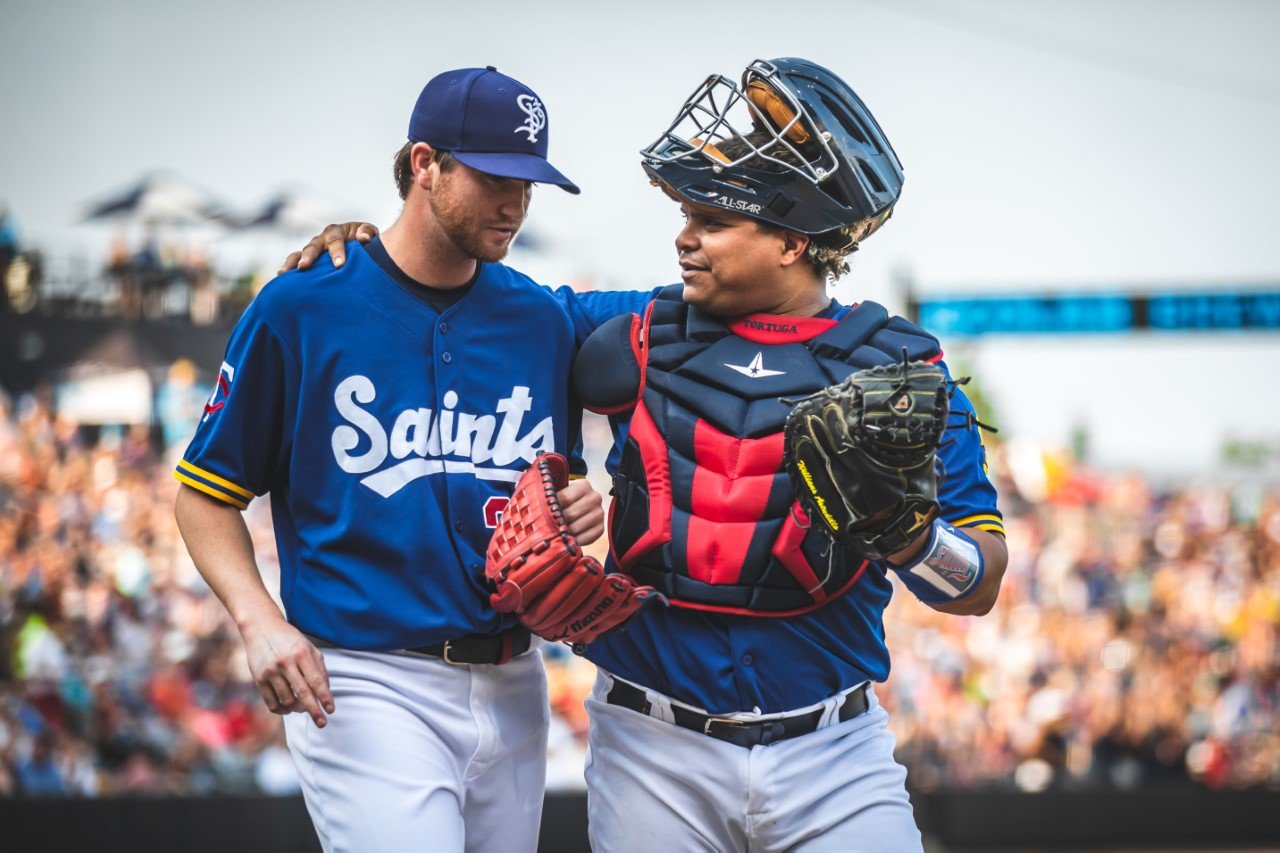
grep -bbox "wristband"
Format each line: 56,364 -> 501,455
891,519 -> 985,604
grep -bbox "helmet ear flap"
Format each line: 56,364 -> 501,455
745,80 -> 810,145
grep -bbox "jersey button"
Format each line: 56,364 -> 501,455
442,352 -> 453,364
454,520 -> 464,532
439,322 -> 449,334
741,654 -> 753,666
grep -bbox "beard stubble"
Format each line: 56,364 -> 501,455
428,177 -> 517,264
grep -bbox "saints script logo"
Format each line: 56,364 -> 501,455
514,95 -> 545,143
330,378 -> 554,497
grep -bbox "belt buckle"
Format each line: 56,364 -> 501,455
703,716 -> 746,736
705,716 -> 788,747
440,641 -> 469,666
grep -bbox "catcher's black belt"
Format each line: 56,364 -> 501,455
310,627 -> 531,666
605,679 -> 870,748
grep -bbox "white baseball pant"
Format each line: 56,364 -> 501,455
584,671 -> 923,853
283,646 -> 548,853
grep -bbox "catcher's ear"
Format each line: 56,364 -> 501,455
574,314 -> 643,415
779,229 -> 809,267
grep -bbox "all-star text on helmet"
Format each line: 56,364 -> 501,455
641,58 -> 904,239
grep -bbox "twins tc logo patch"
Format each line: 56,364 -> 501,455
202,362 -> 234,422
924,545 -> 976,590
515,94 -> 545,143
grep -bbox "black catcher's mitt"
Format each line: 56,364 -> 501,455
784,356 -> 950,560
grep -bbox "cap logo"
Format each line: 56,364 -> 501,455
514,94 -> 546,143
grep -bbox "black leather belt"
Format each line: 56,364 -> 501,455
605,679 -> 870,748
410,628 -> 531,666
311,627 -> 531,666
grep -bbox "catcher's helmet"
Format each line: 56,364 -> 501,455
641,58 -> 904,236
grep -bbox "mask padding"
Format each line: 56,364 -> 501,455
746,81 -> 810,145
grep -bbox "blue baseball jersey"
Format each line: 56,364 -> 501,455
552,285 -> 1003,714
177,243 -> 581,650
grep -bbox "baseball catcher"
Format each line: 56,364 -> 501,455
785,354 -> 990,603
486,453 -> 664,645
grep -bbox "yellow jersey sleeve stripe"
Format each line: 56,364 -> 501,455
974,523 -> 1006,535
951,513 -> 1004,528
174,471 -> 249,510
175,464 -> 254,508
178,460 -> 254,499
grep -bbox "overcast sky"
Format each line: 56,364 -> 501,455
3,0 -> 1279,475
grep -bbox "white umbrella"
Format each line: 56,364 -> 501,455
81,172 -> 227,226
234,188 -> 352,237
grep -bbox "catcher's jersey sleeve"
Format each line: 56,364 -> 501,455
935,370 -> 1003,536
176,300 -> 296,509
549,285 -> 664,344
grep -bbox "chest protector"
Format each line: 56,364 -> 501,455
577,285 -> 942,616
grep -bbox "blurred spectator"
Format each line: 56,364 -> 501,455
16,732 -> 67,796
184,247 -> 219,325
121,232 -> 161,320
253,726 -> 300,796
154,360 -> 206,452
0,393 -> 1276,797
0,203 -> 17,252
0,202 -> 19,314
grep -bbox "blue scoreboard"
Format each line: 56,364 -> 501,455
916,289 -> 1280,337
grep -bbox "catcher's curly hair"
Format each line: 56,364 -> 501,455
714,131 -> 889,282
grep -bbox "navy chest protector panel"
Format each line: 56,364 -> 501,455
576,285 -> 942,616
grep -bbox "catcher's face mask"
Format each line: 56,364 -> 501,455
644,60 -> 841,188
641,58 -> 904,236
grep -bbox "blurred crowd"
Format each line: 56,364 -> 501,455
883,463 -> 1280,793
0,388 -> 296,796
1,386 -> 1276,797
103,232 -> 220,324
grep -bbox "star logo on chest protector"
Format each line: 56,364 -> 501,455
724,352 -> 786,379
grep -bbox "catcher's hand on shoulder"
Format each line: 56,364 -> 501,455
784,354 -> 950,560
485,453 -> 664,645
278,221 -> 379,273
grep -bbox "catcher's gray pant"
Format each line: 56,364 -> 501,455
283,646 -> 548,853
585,672 -> 923,853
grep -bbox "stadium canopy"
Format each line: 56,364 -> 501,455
81,172 -> 229,226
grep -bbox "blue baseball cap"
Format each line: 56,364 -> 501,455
408,66 -> 580,194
